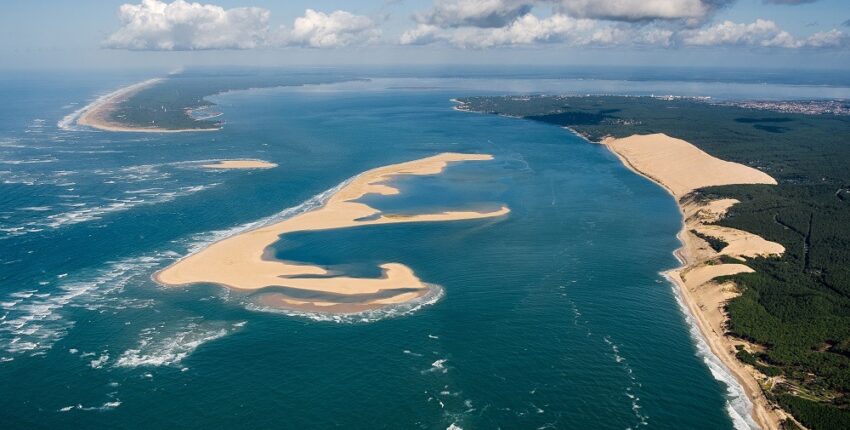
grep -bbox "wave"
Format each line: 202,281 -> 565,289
0,183 -> 217,239
424,358 -> 449,374
57,78 -> 163,132
0,254 -> 168,360
246,284 -> 445,324
59,394 -> 121,412
44,184 -> 216,229
0,158 -> 58,165
57,102 -> 89,132
668,279 -> 758,430
603,335 -> 649,429
114,319 -> 239,368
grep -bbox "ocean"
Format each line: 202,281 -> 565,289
1,68 -> 847,429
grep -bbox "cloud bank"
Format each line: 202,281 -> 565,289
401,0 -> 847,49
104,0 -> 848,52
555,0 -> 733,22
105,0 -> 378,50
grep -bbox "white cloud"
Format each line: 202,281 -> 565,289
105,1 -> 380,50
286,9 -> 381,48
104,0 -> 271,50
556,0 -> 729,22
400,24 -> 442,45
681,19 -> 847,48
400,0 -> 742,48
402,0 -> 846,51
410,0 -> 731,29
403,13 -> 600,48
763,0 -> 819,4
414,0 -> 535,28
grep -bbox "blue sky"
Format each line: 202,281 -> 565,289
2,0 -> 848,69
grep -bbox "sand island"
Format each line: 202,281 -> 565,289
155,152 -> 509,313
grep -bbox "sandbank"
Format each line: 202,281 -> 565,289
602,133 -> 787,430
201,160 -> 278,170
155,152 -> 509,312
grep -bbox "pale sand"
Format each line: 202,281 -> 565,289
602,134 -> 776,198
77,78 -> 220,133
201,160 -> 278,170
155,153 -> 509,310
602,134 -> 788,430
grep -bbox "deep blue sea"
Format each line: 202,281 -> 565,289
1,68 -> 848,429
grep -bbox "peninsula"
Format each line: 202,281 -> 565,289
68,71 -> 356,133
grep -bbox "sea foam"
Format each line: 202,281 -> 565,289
114,320 -> 232,368
0,254 -> 166,359
668,279 -> 758,430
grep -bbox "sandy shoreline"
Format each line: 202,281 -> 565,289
76,78 -> 220,133
155,152 -> 509,312
600,133 -> 787,430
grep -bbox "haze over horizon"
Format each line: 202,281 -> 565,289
2,0 -> 849,70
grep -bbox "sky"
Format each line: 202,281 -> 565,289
1,0 -> 848,70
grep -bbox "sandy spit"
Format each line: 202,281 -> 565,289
76,78 -> 220,133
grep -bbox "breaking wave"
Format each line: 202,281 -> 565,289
43,184 -> 217,230
667,276 -> 758,430
114,319 -> 241,368
0,254 -> 169,360
57,78 -> 163,132
245,283 -> 445,324
603,336 -> 649,429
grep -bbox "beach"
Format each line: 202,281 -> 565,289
76,78 -> 219,133
600,133 -> 787,430
155,152 -> 509,312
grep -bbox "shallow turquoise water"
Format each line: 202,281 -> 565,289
0,70 -> 824,429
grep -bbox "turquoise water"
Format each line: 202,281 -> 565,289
3,70 -> 839,429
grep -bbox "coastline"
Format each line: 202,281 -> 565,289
74,78 -> 221,133
154,152 -> 509,313
596,133 -> 787,430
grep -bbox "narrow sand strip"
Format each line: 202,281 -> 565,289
77,78 -> 219,133
201,160 -> 278,170
155,153 -> 509,310
602,133 -> 786,430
